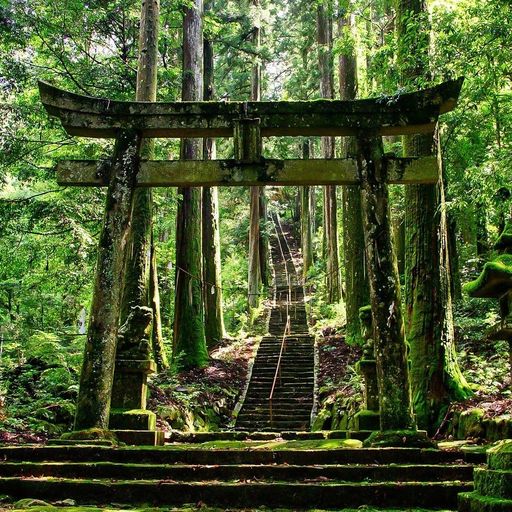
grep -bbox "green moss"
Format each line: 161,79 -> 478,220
457,408 -> 485,439
363,429 -> 436,448
463,255 -> 512,298
61,428 -> 118,443
459,491 -> 512,512
167,438 -> 362,450
358,304 -> 372,322
488,439 -> 512,470
475,467 -> 512,500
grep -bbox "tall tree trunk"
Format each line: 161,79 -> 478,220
300,140 -> 314,277
339,4 -> 369,344
119,0 -> 160,353
398,0 -> 472,432
357,134 -> 415,431
248,0 -> 264,309
393,211 -> 406,275
202,5 -> 225,347
173,0 -> 208,370
317,0 -> 341,304
150,230 -> 168,370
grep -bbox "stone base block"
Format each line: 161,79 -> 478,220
354,410 -> 380,431
109,409 -> 156,430
111,359 -> 156,410
459,492 -> 512,512
112,429 -> 165,446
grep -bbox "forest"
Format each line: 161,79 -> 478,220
0,0 -> 511,467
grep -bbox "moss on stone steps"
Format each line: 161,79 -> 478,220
9,507 -> 459,512
0,460 -> 473,483
0,478 -> 473,510
458,440 -> 512,512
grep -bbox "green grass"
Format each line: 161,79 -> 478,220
167,438 -> 362,450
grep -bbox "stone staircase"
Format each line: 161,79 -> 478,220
0,444 -> 480,509
236,215 -> 315,431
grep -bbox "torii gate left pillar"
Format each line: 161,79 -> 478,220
39,79 -> 463,444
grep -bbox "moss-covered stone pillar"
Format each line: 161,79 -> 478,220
459,440 -> 512,511
73,130 -> 142,435
356,133 -> 416,433
109,306 -> 162,444
354,305 -> 380,431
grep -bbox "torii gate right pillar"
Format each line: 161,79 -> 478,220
357,133 -> 416,434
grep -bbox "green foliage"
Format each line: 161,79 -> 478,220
0,331 -> 83,436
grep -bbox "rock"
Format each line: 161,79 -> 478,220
14,498 -> 53,508
54,498 -> 76,506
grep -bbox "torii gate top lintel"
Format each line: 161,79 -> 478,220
39,78 -> 463,139
38,78 -> 463,188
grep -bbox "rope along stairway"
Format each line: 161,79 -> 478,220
236,213 -> 314,431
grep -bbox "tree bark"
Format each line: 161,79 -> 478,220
118,0 -> 160,361
398,0 -> 472,431
300,140 -> 314,277
172,0 -> 208,370
202,7 -> 225,347
357,134 -> 416,431
248,0 -> 265,309
74,130 -> 142,431
150,230 -> 168,370
317,0 -> 341,304
339,4 -> 369,344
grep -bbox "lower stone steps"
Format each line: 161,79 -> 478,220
0,445 -> 476,509
0,446 -> 472,465
0,478 -> 473,509
0,461 -> 474,482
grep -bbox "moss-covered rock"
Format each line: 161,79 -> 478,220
458,408 -> 486,439
363,429 -> 436,448
463,255 -> 512,298
61,428 -> 118,443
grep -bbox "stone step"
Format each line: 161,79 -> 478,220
258,350 -> 312,353
247,387 -> 313,394
244,393 -> 313,401
248,378 -> 314,384
0,461 -> 474,483
261,334 -> 313,341
0,446 -> 472,465
252,360 -> 314,366
0,477 -> 473,509
241,403 -> 313,412
243,399 -> 314,407
250,369 -> 314,375
235,421 -> 311,430
237,415 -> 312,423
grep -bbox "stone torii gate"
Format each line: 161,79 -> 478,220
39,78 -> 463,444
